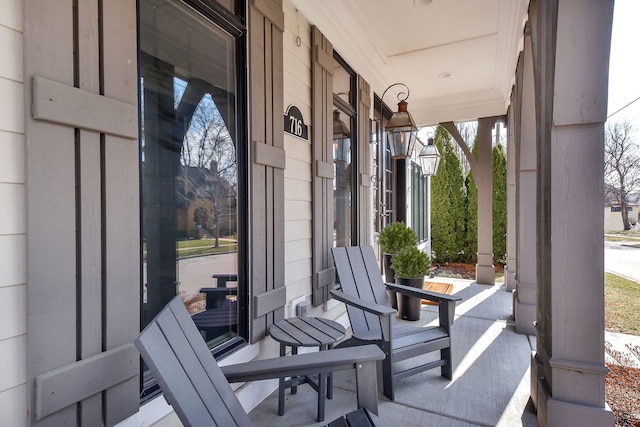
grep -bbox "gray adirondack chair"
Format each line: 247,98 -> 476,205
330,246 -> 462,401
135,296 -> 385,427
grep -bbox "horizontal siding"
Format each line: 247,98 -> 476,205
0,335 -> 26,392
0,24 -> 23,82
0,131 -> 24,183
0,234 -> 25,288
283,0 -> 311,48
284,200 -> 312,221
0,1 -> 23,31
283,156 -> 312,181
285,238 -> 313,264
283,1 -> 313,311
284,136 -> 311,161
0,183 -> 25,234
284,257 -> 313,283
0,79 -> 24,133
283,279 -> 313,302
0,1 -> 27,425
283,219 -> 312,241
0,284 -> 25,340
0,384 -> 27,427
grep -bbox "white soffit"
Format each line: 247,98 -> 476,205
290,0 -> 528,125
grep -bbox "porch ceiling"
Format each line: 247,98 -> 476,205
291,0 -> 529,126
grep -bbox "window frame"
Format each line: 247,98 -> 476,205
411,162 -> 429,242
332,52 -> 359,246
137,0 -> 249,402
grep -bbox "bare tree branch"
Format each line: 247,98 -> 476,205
605,120 -> 640,230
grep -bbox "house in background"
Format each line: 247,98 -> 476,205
604,192 -> 639,231
175,162 -> 238,240
0,0 -> 615,426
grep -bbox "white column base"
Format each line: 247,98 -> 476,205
476,253 -> 495,285
547,398 -> 614,427
536,387 -> 615,427
514,298 -> 536,335
531,353 -> 614,427
505,267 -> 517,291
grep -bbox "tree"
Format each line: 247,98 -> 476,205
464,140 -> 479,263
604,120 -> 640,230
431,126 -> 466,262
492,144 -> 507,263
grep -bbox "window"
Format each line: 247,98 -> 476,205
372,95 -> 394,236
139,0 -> 246,397
411,162 -> 429,241
332,54 -> 357,247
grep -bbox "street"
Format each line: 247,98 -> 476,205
605,240 -> 640,283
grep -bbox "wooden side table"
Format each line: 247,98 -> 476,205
269,316 -> 346,422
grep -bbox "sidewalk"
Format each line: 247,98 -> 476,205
605,331 -> 640,368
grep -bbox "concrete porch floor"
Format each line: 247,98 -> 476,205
248,279 -> 539,426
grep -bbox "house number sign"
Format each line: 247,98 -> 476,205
284,105 -> 309,140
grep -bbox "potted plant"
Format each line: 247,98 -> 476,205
391,246 -> 431,321
377,222 -> 418,307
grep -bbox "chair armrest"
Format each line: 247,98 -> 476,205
330,290 -> 397,317
386,282 -> 462,303
199,287 -> 238,294
386,282 -> 460,327
221,344 -> 384,383
224,345 -> 384,415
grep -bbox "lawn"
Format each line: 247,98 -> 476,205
605,272 -> 640,426
142,238 -> 238,259
605,229 -> 640,243
605,272 -> 640,335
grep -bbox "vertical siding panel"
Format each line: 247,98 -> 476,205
249,2 -> 268,342
24,0 -> 138,423
24,1 -> 77,425
264,21 -> 275,319
101,0 -> 140,424
272,15 -> 285,322
249,0 -> 285,342
77,0 -> 103,424
357,76 -> 371,245
311,26 -> 333,307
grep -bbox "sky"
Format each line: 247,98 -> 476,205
607,0 -> 640,135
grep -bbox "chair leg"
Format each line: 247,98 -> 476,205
355,359 -> 379,415
381,349 -> 394,401
317,368 -> 326,422
440,347 -> 453,379
326,344 -> 334,399
278,344 -> 286,415
291,346 -> 298,394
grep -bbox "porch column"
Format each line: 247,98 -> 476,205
530,0 -> 614,425
475,117 -> 496,285
515,30 -> 537,336
505,92 -> 517,292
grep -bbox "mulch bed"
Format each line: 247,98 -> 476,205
606,343 -> 640,426
431,262 -> 477,279
607,363 -> 640,426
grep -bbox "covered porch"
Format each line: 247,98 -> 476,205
4,0 -> 617,425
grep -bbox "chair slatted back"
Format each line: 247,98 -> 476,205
135,297 -> 252,427
332,246 -> 390,340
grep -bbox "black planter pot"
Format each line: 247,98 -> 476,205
383,253 -> 397,309
395,277 -> 424,321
